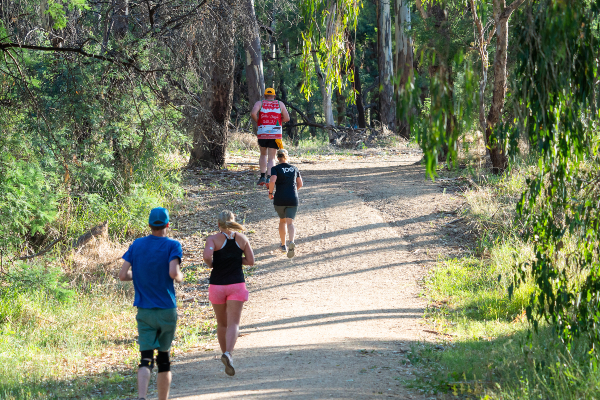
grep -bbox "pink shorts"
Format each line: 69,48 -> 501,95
208,283 -> 249,304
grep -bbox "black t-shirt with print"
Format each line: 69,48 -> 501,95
270,163 -> 301,206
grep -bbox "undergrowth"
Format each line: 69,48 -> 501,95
413,156 -> 600,399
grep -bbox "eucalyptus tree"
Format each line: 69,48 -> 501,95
377,0 -> 395,131
243,0 -> 266,133
469,0 -> 527,173
299,0 -> 362,139
394,0 -> 413,137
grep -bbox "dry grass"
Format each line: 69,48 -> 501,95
229,130 -> 259,151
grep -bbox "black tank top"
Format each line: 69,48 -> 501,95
209,233 -> 245,285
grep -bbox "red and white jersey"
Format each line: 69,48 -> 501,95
257,100 -> 283,139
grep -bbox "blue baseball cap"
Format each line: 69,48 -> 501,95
148,207 -> 169,226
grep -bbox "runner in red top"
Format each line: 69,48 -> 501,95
251,88 -> 290,187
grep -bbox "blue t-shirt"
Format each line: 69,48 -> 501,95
122,235 -> 183,309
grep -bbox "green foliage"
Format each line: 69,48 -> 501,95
400,50 -> 478,174
299,0 -> 362,99
0,153 -> 58,252
46,0 -> 90,29
2,262 -> 75,304
510,0 -> 600,353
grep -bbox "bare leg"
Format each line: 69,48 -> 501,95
212,303 -> 228,353
259,147 -> 268,174
279,219 -> 287,246
225,300 -> 245,354
267,147 -> 277,175
286,218 -> 295,242
138,365 -> 151,399
157,371 -> 172,400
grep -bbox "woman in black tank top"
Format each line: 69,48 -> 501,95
203,211 -> 254,376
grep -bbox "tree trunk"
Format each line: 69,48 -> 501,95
354,63 -> 367,128
485,0 -> 516,173
242,0 -> 265,134
312,51 -> 335,132
307,101 -> 317,137
189,0 -> 236,168
377,0 -> 396,131
394,0 -> 413,138
113,0 -> 128,39
336,89 -> 346,126
349,33 -> 367,128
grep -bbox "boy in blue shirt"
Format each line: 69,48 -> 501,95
119,207 -> 183,400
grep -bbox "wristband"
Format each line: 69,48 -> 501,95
269,192 -> 273,195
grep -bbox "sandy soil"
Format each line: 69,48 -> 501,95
164,151 -> 465,399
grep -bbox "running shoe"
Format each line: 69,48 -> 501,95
257,176 -> 267,186
280,244 -> 287,252
287,242 -> 295,258
221,352 -> 235,376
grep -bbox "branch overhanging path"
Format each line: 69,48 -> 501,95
167,152 -> 458,399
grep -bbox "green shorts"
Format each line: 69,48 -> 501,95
274,205 -> 298,219
136,307 -> 178,352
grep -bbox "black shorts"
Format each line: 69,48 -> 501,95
274,205 -> 298,220
258,139 -> 283,149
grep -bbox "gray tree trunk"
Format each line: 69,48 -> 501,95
189,0 -> 236,168
242,0 -> 265,133
394,0 -> 413,138
377,0 -> 396,131
312,51 -> 335,132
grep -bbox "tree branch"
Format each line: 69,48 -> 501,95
18,237 -> 64,260
0,42 -> 168,73
415,0 -> 428,19
501,0 -> 528,20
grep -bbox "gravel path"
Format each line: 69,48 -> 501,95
166,153 -> 462,399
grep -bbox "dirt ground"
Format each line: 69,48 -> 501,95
163,149 -> 467,399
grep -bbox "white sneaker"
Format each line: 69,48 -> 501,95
221,352 -> 235,376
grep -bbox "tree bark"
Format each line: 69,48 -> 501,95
189,0 -> 236,168
242,0 -> 265,133
336,89 -> 346,126
113,0 -> 128,39
349,33 -> 367,128
377,0 -> 396,131
312,51 -> 335,133
354,62 -> 367,128
484,0 -> 525,173
394,0 -> 414,138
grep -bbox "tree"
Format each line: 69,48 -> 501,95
242,0 -> 265,133
189,0 -> 238,168
394,0 -> 413,138
299,0 -> 362,133
470,0 -> 527,173
512,0 -> 600,353
377,0 -> 395,131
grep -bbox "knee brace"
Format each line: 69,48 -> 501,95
139,350 -> 155,371
156,351 -> 171,373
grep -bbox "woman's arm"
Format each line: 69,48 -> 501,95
203,236 -> 215,268
242,239 -> 255,266
296,175 -> 303,189
268,175 -> 277,200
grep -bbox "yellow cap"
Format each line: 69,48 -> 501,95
264,88 -> 276,96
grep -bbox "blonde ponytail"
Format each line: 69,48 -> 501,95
217,210 -> 245,231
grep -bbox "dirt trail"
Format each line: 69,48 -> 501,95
167,152 -> 462,399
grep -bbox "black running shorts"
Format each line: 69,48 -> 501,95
274,205 -> 298,220
258,139 -> 284,149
